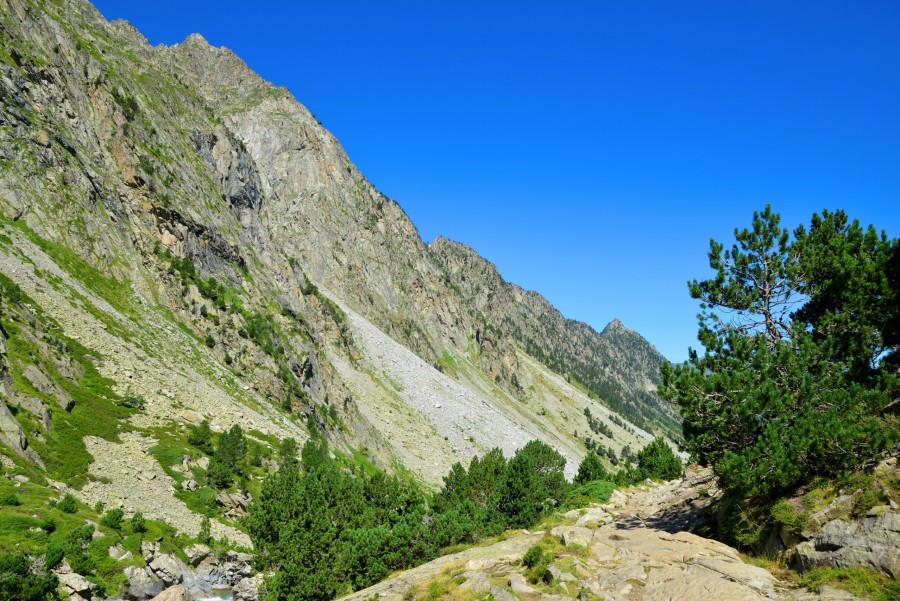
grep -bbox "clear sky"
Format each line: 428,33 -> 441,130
92,0 -> 900,362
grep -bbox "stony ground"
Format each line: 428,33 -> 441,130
78,432 -> 250,546
338,468 -> 859,601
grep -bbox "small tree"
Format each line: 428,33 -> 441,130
575,452 -> 610,484
661,206 -> 899,497
100,508 -> 124,530
57,493 -> 79,514
636,438 -> 682,481
278,437 -> 298,470
208,424 -> 247,489
187,421 -> 214,454
130,512 -> 146,534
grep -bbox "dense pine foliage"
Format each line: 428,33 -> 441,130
661,207 -> 900,499
247,438 -> 571,600
248,432 -> 683,601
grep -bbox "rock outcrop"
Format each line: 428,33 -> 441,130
795,509 -> 900,578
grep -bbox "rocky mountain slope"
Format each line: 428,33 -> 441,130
0,0 -> 680,549
430,237 -> 680,440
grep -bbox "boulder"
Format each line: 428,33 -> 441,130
546,564 -> 577,583
123,565 -> 165,600
458,571 -> 490,595
576,508 -> 612,528
233,574 -> 264,601
148,553 -> 213,598
148,585 -> 190,601
149,554 -> 183,586
508,573 -> 537,596
216,491 -> 252,517
186,543 -> 211,566
489,585 -> 517,601
795,513 -> 900,578
57,570 -> 97,597
551,525 -> 594,547
109,543 -> 126,560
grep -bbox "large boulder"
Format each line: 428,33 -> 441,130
148,585 -> 190,601
124,565 -> 165,600
57,571 -> 97,599
148,553 -> 213,598
233,574 -> 264,601
216,491 -> 252,517
795,510 -> 900,578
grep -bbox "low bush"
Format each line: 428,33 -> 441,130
561,480 -> 615,510
100,508 -> 124,530
57,493 -> 79,514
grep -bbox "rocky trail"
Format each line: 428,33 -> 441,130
338,467 -> 864,601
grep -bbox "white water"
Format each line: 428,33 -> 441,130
197,593 -> 232,601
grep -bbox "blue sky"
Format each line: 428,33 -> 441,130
92,1 -> 900,362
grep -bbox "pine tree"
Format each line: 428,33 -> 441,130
661,206 -> 899,498
574,452 -> 609,484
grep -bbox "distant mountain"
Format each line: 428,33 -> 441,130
430,237 -> 681,440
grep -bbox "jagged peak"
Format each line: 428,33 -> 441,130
604,318 -> 626,332
183,32 -> 211,47
108,19 -> 150,47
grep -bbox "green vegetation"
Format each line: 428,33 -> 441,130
187,420 -> 214,454
0,553 -> 59,601
130,512 -> 146,534
603,436 -> 683,487
574,452 -> 609,484
249,438 -> 574,601
799,566 -> 899,601
110,87 -> 139,121
0,477 -> 191,598
561,480 -> 615,511
100,508 -> 124,530
662,207 -> 898,500
523,543 -> 551,583
208,424 -> 247,489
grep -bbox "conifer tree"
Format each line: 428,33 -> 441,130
661,206 -> 899,497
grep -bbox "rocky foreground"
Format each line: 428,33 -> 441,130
338,468 -> 877,601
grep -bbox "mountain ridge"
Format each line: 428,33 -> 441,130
0,0 -> 676,515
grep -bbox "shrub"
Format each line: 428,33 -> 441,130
636,437 -> 683,481
118,393 -> 145,410
575,452 -> 610,484
198,516 -> 212,545
44,541 -> 64,570
100,508 -> 124,530
204,335 -> 215,348
130,512 -> 146,534
57,493 -> 79,514
38,517 -> 56,533
0,492 -> 21,506
0,553 -> 59,601
187,420 -> 214,454
523,544 -> 544,568
562,480 -> 615,510
523,545 -> 552,584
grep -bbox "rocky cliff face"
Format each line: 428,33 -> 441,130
0,0 -> 675,523
430,237 -> 681,440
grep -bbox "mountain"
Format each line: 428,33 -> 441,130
0,0 -> 678,545
430,237 -> 681,440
